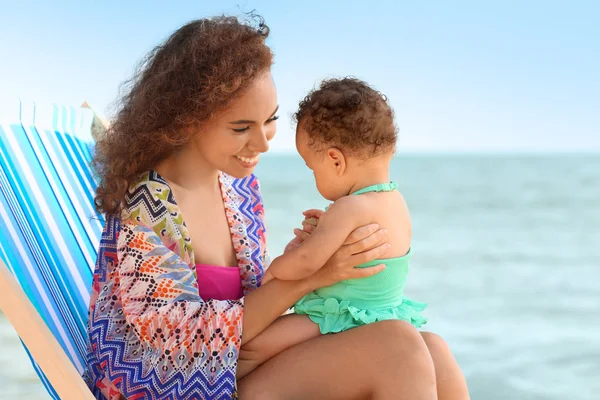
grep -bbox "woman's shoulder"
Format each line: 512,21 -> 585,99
126,170 -> 172,201
121,170 -> 174,215
117,170 -> 193,264
120,170 -> 183,231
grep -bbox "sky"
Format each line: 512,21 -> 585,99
1,0 -> 598,153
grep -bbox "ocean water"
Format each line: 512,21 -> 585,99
1,154 -> 599,399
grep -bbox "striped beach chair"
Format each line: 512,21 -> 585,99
0,99 -> 102,399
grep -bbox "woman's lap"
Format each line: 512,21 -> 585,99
237,319 -> 436,400
237,313 -> 321,379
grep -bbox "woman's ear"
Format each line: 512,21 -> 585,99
326,147 -> 346,176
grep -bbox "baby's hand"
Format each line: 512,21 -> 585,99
283,209 -> 324,254
301,209 -> 324,234
302,217 -> 318,233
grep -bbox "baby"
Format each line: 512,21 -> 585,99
238,77 -> 426,378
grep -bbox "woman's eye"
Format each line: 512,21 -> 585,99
232,116 -> 277,133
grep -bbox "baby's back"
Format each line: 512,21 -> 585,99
357,190 -> 411,259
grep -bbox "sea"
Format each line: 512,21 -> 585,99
1,154 -> 599,399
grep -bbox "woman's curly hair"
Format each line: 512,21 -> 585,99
293,77 -> 397,158
93,14 -> 273,217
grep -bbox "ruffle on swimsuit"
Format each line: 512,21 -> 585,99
294,256 -> 427,334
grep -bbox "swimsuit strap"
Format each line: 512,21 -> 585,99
351,182 -> 398,196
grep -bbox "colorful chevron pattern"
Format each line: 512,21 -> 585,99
85,171 -> 268,399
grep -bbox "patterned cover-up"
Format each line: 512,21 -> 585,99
84,171 -> 269,399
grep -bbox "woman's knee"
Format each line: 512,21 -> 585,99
421,331 -> 451,355
373,320 -> 428,351
420,331 -> 470,399
365,321 -> 437,398
369,320 -> 435,370
420,331 -> 461,369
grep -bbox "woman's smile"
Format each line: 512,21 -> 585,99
234,154 -> 260,168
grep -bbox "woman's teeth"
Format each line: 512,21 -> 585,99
236,155 -> 259,163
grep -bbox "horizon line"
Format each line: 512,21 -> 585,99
263,149 -> 600,157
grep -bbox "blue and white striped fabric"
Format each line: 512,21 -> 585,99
0,99 -> 100,398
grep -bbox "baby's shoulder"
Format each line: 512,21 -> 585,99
331,193 -> 370,208
359,190 -> 410,220
325,194 -> 377,221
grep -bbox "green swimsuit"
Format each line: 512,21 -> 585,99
294,182 -> 427,334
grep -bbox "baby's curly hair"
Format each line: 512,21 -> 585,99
293,77 -> 397,158
93,14 -> 273,217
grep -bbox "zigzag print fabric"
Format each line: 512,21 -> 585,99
85,171 -> 268,399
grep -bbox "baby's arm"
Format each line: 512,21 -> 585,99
266,196 -> 372,281
237,314 -> 320,379
261,215 -> 319,284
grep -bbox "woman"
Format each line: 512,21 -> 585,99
85,15 -> 468,400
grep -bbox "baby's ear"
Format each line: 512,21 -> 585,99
326,147 -> 346,176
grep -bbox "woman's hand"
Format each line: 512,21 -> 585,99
304,222 -> 390,290
283,208 -> 390,289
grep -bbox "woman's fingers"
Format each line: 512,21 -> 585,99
346,264 -> 386,279
343,229 -> 389,254
350,243 -> 391,265
342,224 -> 381,245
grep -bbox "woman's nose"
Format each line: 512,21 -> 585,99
249,127 -> 271,153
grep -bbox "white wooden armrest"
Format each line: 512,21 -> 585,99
0,259 -> 94,400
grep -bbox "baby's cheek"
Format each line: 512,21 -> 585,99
315,178 -> 328,197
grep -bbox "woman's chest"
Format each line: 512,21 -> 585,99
178,194 -> 238,267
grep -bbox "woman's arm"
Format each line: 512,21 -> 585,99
118,219 -> 388,351
242,277 -> 312,344
242,221 -> 389,344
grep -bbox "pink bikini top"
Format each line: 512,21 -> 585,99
195,264 -> 243,301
